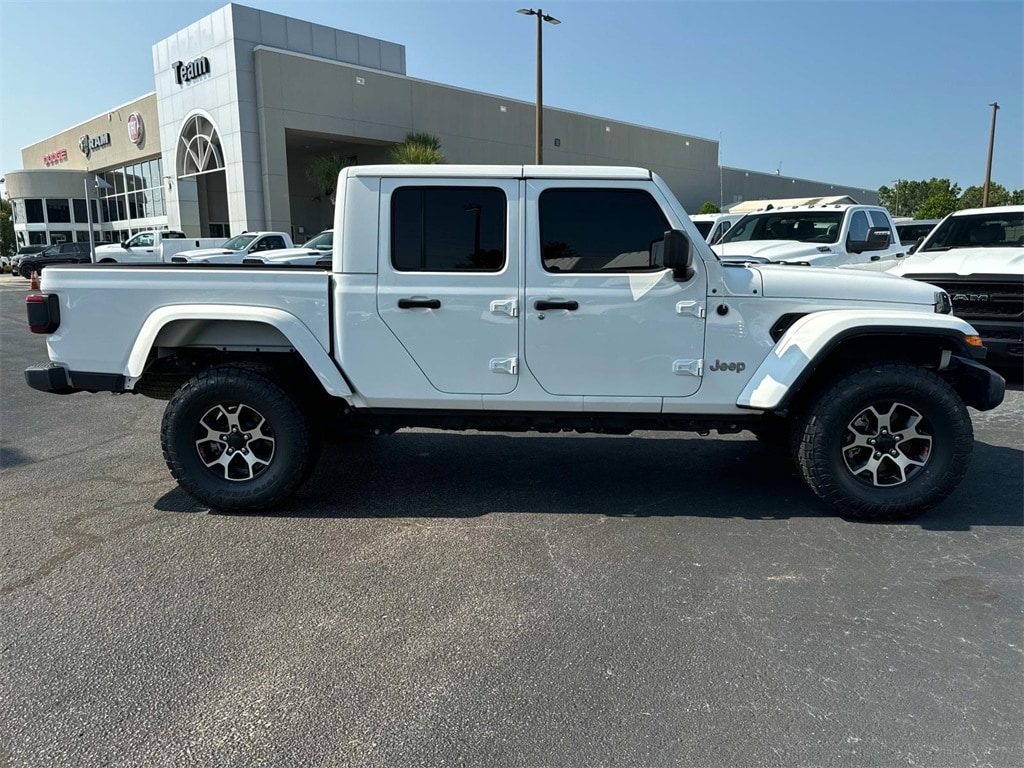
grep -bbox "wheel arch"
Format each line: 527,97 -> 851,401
125,305 -> 352,398
737,311 -> 984,414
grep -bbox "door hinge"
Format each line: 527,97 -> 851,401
490,299 -> 519,317
489,357 -> 518,375
676,301 -> 706,318
672,358 -> 703,377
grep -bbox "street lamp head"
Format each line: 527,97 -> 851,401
543,14 -> 560,24
517,8 -> 535,15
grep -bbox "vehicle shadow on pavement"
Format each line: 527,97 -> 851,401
154,434 -> 1023,530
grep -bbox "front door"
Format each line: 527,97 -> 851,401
376,179 -> 521,395
524,181 -> 707,398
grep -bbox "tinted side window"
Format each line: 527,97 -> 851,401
392,187 -> 507,272
539,189 -> 669,272
848,211 -> 869,241
261,236 -> 286,251
867,210 -> 891,229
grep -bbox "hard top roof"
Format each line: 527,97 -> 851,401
344,164 -> 652,180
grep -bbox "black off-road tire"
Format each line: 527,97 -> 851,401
161,365 -> 318,512
793,362 -> 973,521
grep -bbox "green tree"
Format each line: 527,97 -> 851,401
697,201 -> 720,214
917,189 -> 959,220
389,132 -> 445,164
957,183 -> 1012,210
878,178 -> 960,218
1010,189 -> 1024,205
0,198 -> 15,260
305,153 -> 358,205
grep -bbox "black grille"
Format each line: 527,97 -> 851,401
914,276 -> 1023,323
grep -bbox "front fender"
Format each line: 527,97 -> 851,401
125,304 -> 352,398
736,310 -> 980,410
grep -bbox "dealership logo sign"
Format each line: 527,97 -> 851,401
127,112 -> 144,145
43,148 -> 68,166
173,56 -> 211,85
78,132 -> 111,158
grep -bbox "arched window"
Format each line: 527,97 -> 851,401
177,115 -> 224,177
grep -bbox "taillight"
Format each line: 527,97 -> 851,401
26,293 -> 61,334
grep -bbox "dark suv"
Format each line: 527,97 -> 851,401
18,242 -> 93,278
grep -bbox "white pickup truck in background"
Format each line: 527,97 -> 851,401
170,232 -> 294,264
241,229 -> 333,266
689,213 -> 744,244
889,205 -> 1024,366
93,230 -> 225,264
23,164 -> 1004,521
712,204 -> 906,268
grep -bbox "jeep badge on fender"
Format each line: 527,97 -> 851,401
709,360 -> 746,372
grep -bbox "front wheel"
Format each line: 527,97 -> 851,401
161,365 -> 318,511
793,362 -> 973,521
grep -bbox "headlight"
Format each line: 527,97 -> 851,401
934,290 -> 952,314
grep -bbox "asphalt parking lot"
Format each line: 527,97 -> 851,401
1,274 -> 1022,768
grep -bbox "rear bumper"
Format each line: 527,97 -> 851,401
949,356 -> 1005,412
25,363 -> 126,395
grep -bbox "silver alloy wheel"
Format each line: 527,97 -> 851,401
194,403 -> 275,482
842,401 -> 933,487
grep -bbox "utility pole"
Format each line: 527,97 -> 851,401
517,8 -> 560,164
983,102 -> 999,207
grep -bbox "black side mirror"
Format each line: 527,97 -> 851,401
908,236 -> 925,255
663,229 -> 694,280
848,226 -> 891,254
120,240 -> 128,248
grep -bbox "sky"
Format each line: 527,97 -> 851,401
1,0 -> 1021,194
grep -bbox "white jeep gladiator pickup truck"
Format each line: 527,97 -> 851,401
24,165 -> 1005,520
889,205 -> 1023,366
712,203 -> 906,268
93,230 -> 226,264
169,231 -> 294,264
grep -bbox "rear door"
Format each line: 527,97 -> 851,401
376,179 -> 521,395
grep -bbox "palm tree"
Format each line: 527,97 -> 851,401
306,153 -> 357,204
389,132 -> 445,164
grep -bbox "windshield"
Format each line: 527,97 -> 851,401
921,212 -> 1024,251
222,235 -> 258,250
303,231 -> 334,250
718,211 -> 844,244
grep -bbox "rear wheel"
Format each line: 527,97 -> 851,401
793,362 -> 973,520
161,365 -> 318,511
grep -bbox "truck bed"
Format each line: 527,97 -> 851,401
35,264 -> 331,376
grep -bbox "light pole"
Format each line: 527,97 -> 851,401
983,101 -> 1000,207
517,8 -> 560,165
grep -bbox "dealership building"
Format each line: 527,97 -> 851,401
5,2 -> 878,248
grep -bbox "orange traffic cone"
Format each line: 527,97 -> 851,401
29,271 -> 40,291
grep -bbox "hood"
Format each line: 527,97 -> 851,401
713,239 -> 839,263
751,263 -> 939,305
258,247 -> 323,261
176,247 -> 239,258
889,246 -> 1024,277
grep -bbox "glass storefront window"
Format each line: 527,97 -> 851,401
90,199 -> 98,223
73,199 -> 88,223
46,199 -> 72,223
26,199 -> 45,223
76,231 -> 92,243
113,171 -> 125,195
29,231 -> 48,245
50,230 -> 73,244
